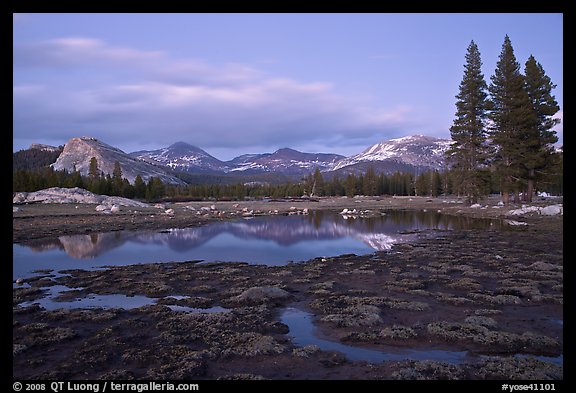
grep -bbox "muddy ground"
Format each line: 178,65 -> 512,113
13,196 -> 563,380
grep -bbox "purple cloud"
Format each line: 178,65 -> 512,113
13,36 -> 423,157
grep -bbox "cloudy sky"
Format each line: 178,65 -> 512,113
13,13 -> 563,160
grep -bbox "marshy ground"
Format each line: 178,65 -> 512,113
13,196 -> 563,380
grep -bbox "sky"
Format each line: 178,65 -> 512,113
13,13 -> 563,160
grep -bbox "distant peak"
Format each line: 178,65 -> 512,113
275,147 -> 298,153
389,134 -> 423,142
169,141 -> 194,149
79,136 -> 99,142
385,135 -> 449,145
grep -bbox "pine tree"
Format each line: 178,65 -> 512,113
311,168 -> 324,197
146,177 -> 165,201
112,161 -> 123,196
447,40 -> 490,204
345,174 -> 356,198
522,55 -> 560,201
67,168 -> 84,189
118,179 -> 131,198
363,165 -> 378,196
430,170 -> 442,197
89,157 -> 99,179
488,35 -> 538,204
414,172 -> 428,197
133,175 -> 146,199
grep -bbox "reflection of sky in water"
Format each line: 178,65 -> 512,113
281,308 -> 563,366
19,284 -> 231,314
281,307 -> 470,363
19,285 -> 154,310
13,211 -> 503,280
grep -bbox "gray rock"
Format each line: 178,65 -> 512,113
293,345 -> 321,358
13,193 -> 27,203
234,287 -> 291,303
540,204 -> 562,216
13,187 -> 149,207
464,316 -> 498,328
528,262 -> 561,271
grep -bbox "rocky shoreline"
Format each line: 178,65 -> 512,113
13,196 -> 563,379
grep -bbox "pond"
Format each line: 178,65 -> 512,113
13,210 -> 503,281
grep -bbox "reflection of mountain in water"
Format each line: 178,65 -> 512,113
24,232 -> 144,259
23,211 -> 501,259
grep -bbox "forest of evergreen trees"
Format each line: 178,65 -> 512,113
447,36 -> 562,204
12,159 -> 563,203
13,36 -> 562,204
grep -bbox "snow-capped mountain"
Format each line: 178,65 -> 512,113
226,148 -> 345,176
43,134 -> 453,184
51,137 -> 185,185
226,153 -> 271,166
329,135 -> 452,175
131,142 -> 230,173
131,145 -> 344,176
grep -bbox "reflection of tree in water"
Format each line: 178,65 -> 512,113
381,209 -> 503,231
23,237 -> 64,253
444,214 -> 504,230
310,209 -> 502,233
308,209 -> 325,229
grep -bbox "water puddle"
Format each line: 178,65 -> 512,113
281,308 -> 563,366
20,285 -> 154,311
166,305 -> 229,313
280,307 -> 470,364
19,284 -> 230,313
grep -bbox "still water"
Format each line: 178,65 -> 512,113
281,307 -> 470,363
13,210 -> 502,280
280,308 -> 563,366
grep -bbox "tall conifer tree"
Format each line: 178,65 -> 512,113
488,35 -> 537,204
88,157 -> 99,179
522,55 -> 560,201
447,40 -> 489,204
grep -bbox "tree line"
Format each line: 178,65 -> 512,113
13,146 -> 63,171
13,159 -> 563,202
447,35 -> 561,204
13,157 -> 163,201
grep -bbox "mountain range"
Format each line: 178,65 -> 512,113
131,144 -> 345,177
31,134 -> 452,184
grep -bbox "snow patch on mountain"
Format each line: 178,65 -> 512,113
131,142 -> 230,173
330,135 -> 452,172
222,148 -> 344,175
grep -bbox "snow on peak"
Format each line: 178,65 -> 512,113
330,134 -> 452,172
